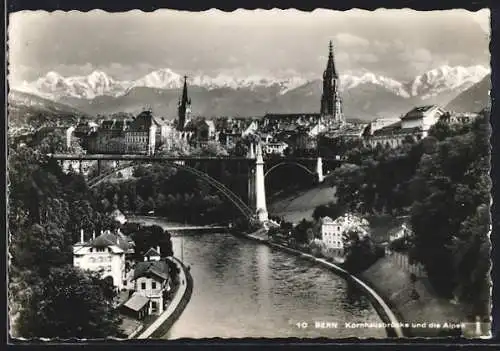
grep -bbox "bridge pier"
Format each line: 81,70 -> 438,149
97,160 -> 102,176
247,168 -> 256,210
79,159 -> 83,174
254,143 -> 268,222
316,157 -> 324,183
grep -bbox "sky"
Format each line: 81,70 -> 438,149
8,8 -> 491,84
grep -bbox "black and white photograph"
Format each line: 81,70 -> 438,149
7,8 -> 492,340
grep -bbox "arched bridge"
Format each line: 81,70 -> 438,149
48,150 -> 343,222
85,161 -> 254,219
264,161 -> 316,178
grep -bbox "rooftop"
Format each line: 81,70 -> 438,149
129,110 -> 164,131
132,260 -> 170,282
144,247 -> 161,257
91,231 -> 132,251
401,105 -> 444,121
123,293 -> 150,312
264,113 -> 321,120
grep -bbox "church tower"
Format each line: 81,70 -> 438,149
177,75 -> 192,131
320,41 -> 344,124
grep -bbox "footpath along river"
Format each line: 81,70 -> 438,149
131,217 -> 387,339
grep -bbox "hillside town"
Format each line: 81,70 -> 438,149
63,42 -> 483,159
8,8 -> 492,342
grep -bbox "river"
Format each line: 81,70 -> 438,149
131,217 -> 386,339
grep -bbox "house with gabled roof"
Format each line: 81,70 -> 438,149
131,260 -> 172,315
124,110 -> 171,155
143,247 -> 161,262
73,229 -> 135,290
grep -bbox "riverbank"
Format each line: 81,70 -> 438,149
268,186 -> 337,224
135,256 -> 193,339
237,229 -> 405,338
127,215 -> 228,232
359,256 -> 483,337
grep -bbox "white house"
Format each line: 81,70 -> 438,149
319,216 -> 344,256
400,105 -> 446,135
365,105 -> 446,149
143,247 -> 161,262
73,229 -> 134,290
264,141 -> 289,156
318,213 -> 370,257
131,260 -> 172,316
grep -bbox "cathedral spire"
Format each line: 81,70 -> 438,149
321,40 -> 343,123
181,75 -> 189,105
327,40 -> 338,78
177,75 -> 191,131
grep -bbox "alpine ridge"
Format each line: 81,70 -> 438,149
15,65 -> 490,102
11,65 -> 490,120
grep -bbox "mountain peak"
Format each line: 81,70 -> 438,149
409,64 -> 490,99
88,70 -> 112,79
44,71 -> 64,82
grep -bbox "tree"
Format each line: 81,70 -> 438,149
410,117 -> 490,302
17,266 -> 123,338
312,203 -> 346,221
203,141 -> 229,156
293,219 -> 314,245
11,222 -> 72,278
130,225 -> 174,259
342,229 -> 379,273
231,140 -> 249,157
312,205 -> 329,221
428,121 -> 454,141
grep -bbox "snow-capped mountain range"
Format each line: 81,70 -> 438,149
14,65 -> 490,102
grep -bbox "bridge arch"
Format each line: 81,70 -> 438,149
87,161 -> 254,219
87,163 -> 137,187
264,161 -> 316,179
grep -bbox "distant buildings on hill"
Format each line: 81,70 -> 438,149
364,106 -> 480,149
64,41 -> 482,157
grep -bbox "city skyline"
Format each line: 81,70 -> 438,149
9,8 -> 490,85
